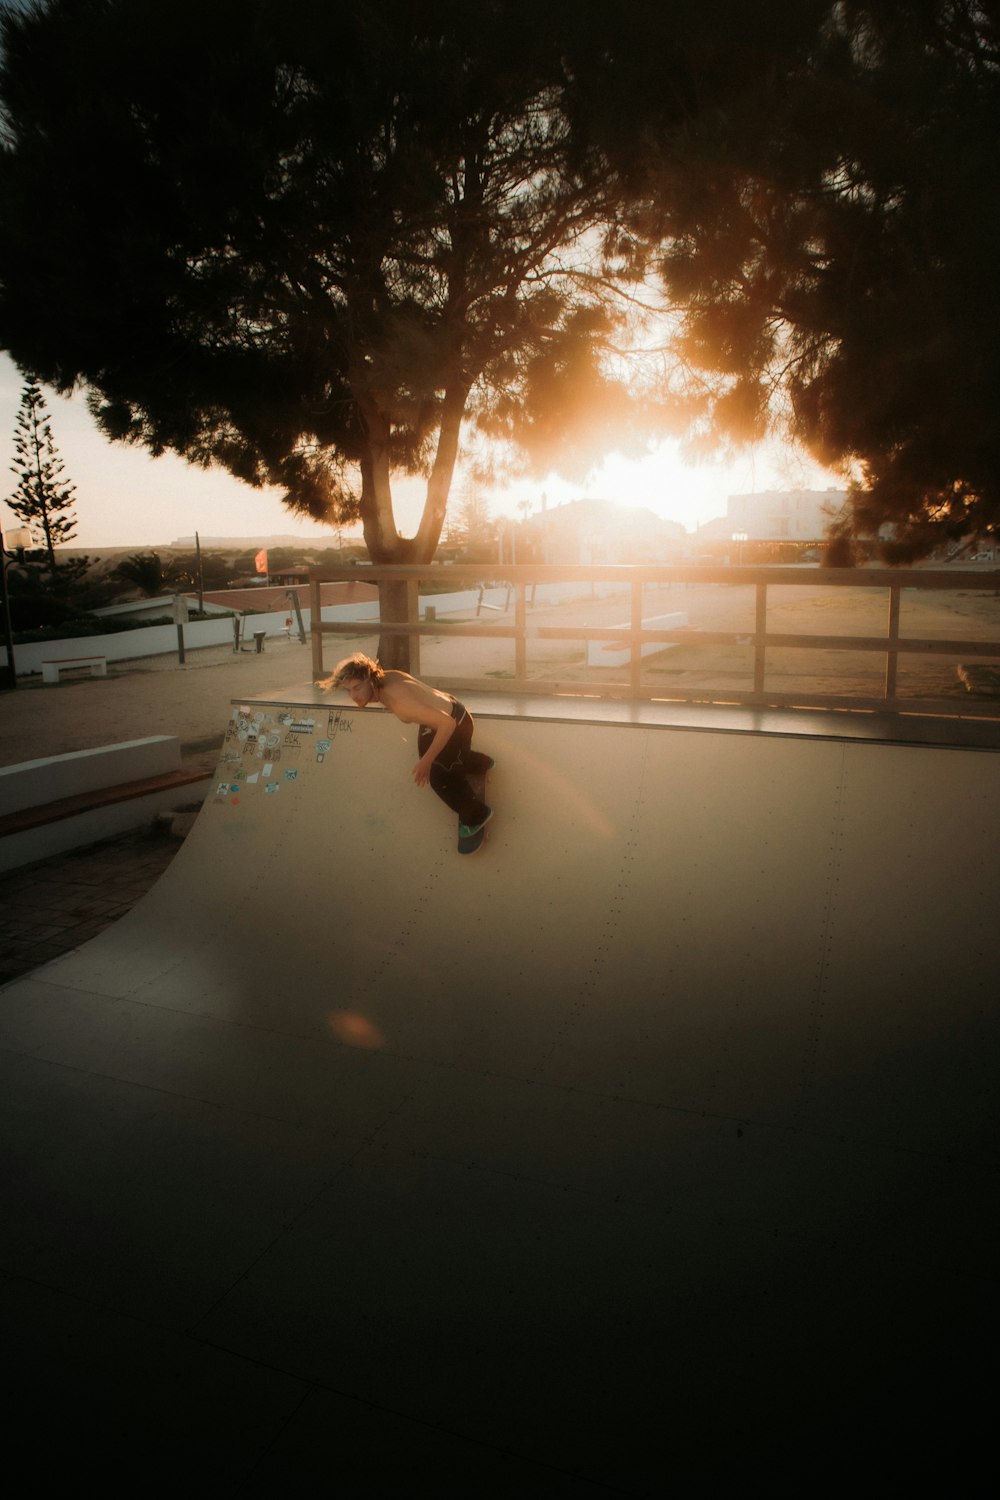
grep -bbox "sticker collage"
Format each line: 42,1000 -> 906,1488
215,704 -> 353,806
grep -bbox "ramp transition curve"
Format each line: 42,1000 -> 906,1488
1,695 -> 997,1494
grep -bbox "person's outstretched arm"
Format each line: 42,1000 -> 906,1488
411,708 -> 456,785
379,677 -> 456,786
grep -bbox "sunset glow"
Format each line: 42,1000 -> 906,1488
497,439 -> 846,536
0,352 -> 842,548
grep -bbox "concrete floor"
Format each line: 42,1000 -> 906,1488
1,693 -> 997,1495
0,827 -> 179,985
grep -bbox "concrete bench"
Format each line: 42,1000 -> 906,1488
0,736 -> 212,873
41,655 -> 108,685
586,612 -> 689,668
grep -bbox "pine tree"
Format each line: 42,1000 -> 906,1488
6,377 -> 78,569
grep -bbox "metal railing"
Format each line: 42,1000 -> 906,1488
309,563 -> 1000,718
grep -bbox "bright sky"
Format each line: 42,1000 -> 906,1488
0,351 -> 843,549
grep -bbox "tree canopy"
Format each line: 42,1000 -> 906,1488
0,0 -> 654,574
594,0 -> 1000,559
2,1 -> 999,565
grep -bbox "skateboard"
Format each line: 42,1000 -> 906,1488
458,768 -> 493,855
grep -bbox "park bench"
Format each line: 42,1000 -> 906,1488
41,654 -> 108,685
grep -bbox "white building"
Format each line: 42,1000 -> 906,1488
700,488 -> 849,543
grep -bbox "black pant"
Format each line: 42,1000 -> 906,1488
418,702 -> 491,825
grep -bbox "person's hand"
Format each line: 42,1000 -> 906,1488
413,754 -> 433,787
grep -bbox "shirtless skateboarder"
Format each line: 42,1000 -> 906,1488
322,652 -> 494,853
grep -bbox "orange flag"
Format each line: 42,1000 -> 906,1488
254,547 -> 268,574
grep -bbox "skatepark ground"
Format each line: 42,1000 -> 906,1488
1,671 -> 997,1495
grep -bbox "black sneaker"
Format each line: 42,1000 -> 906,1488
458,807 -> 493,854
458,807 -> 494,840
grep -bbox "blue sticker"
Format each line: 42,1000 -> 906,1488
284,768 -> 299,782
317,739 -> 332,753
265,781 -> 280,795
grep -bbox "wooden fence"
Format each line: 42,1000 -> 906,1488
309,563 -> 1000,718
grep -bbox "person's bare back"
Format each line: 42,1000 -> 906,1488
377,670 -> 455,729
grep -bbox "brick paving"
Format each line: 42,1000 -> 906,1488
0,827 -> 180,986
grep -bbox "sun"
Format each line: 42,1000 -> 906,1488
490,434 -> 845,536
578,441 -> 739,532
580,439 -> 846,533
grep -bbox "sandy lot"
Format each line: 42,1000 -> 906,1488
4,578 -> 998,772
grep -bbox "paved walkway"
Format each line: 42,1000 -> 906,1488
0,827 -> 179,986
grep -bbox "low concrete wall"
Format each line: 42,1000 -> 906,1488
2,601 -> 379,678
0,736 -> 210,874
2,581 -> 614,678
0,784 -> 210,875
0,737 -> 181,817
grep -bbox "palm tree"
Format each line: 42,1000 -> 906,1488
111,552 -> 178,598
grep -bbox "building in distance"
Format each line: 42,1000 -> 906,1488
697,488 -> 850,547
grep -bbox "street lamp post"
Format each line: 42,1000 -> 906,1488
1,523 -> 34,691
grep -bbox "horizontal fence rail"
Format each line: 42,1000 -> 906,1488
308,563 -> 1000,718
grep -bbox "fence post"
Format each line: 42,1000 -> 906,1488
310,575 -> 323,680
515,581 -> 527,680
885,585 -> 901,702
630,578 -> 643,695
753,583 -> 767,697
406,577 -> 421,677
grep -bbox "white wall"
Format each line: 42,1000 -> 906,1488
2,600 -> 379,677
0,737 -> 180,816
2,582 -> 619,677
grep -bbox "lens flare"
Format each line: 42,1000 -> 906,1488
328,1010 -> 385,1049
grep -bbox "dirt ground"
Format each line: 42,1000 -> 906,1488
4,577 -> 999,771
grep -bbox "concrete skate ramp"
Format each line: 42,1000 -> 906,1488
2,694 -> 997,1494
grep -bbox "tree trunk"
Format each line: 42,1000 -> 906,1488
357,385 -> 468,673
376,575 -> 419,673
414,388 -> 467,558
357,399 -> 412,668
